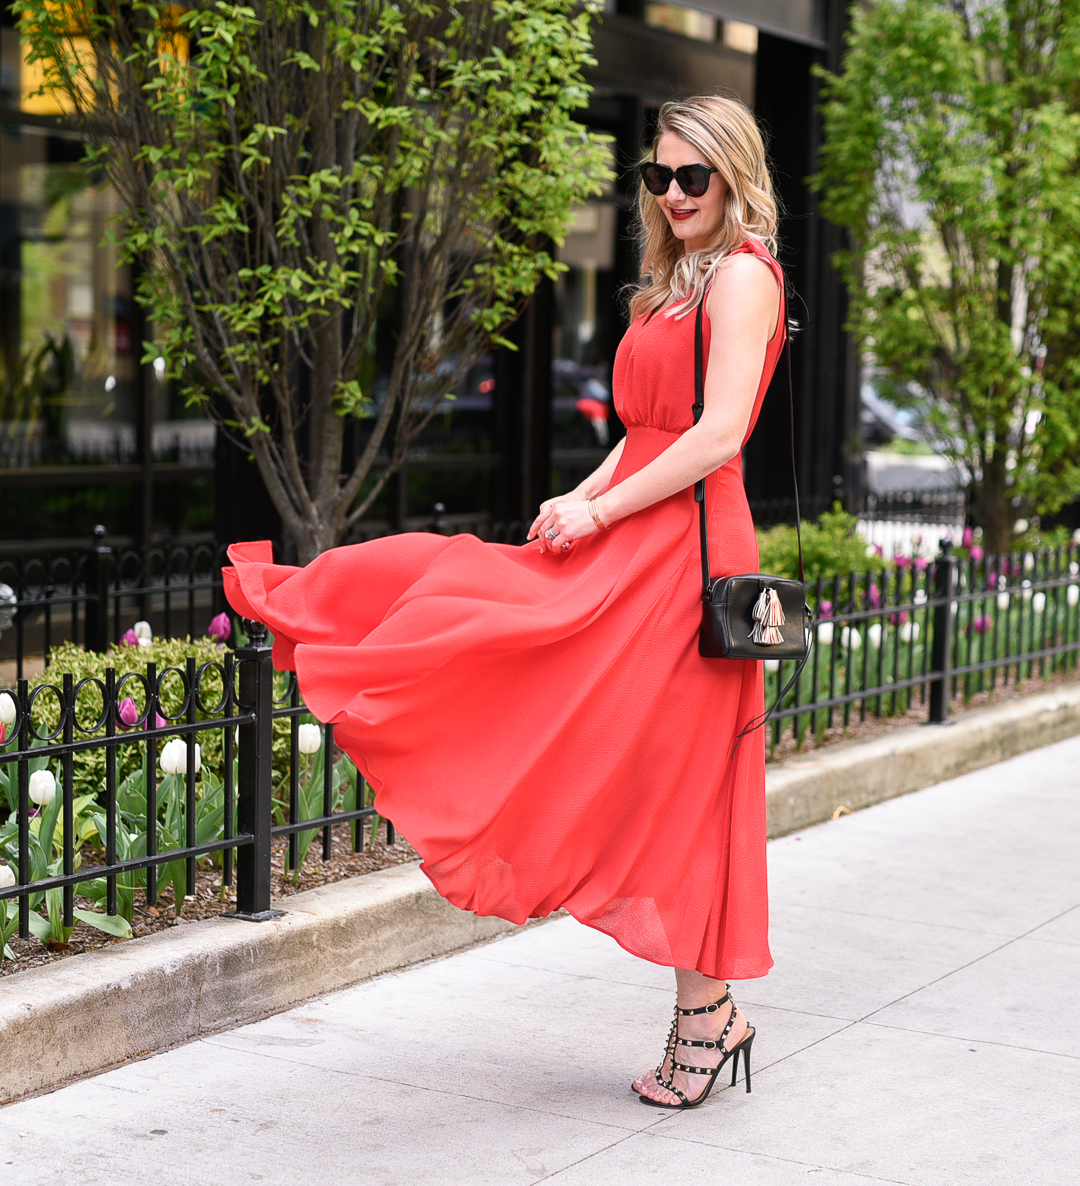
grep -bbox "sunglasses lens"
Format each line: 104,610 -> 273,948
641,164 -> 672,195
678,166 -> 711,197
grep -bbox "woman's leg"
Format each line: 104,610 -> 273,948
633,968 -> 750,1105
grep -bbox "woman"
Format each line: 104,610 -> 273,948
224,94 -> 784,1110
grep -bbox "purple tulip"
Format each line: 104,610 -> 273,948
889,609 -> 909,626
120,628 -> 139,646
894,555 -> 910,568
866,582 -> 881,608
116,697 -> 166,731
967,615 -> 992,636
914,556 -> 928,571
970,545 -> 984,562
208,612 -> 231,643
819,600 -> 833,618
962,526 -> 974,549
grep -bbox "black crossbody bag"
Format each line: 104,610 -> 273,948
692,295 -> 814,734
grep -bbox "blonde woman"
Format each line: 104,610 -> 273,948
225,94 -> 784,1111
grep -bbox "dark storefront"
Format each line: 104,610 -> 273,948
1,1 -> 856,553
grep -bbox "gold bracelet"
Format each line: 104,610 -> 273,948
588,499 -> 610,532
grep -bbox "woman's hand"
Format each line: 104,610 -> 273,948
527,497 -> 600,553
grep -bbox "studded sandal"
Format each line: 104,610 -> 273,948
638,987 -> 755,1110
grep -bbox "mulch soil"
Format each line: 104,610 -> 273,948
4,667 -> 1077,979
1,823 -> 418,979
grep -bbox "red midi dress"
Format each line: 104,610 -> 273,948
224,239 -> 784,980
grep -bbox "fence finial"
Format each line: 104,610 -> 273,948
244,619 -> 269,646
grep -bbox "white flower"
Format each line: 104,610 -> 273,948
840,626 -> 862,651
1021,580 -> 1033,601
899,621 -> 920,643
1013,519 -> 1029,535
867,623 -> 882,648
160,738 -> 200,775
951,601 -> 959,615
133,620 -> 152,640
913,589 -> 928,605
816,621 -> 834,646
997,592 -> 1011,611
29,769 -> 56,806
1032,592 -> 1046,614
763,659 -> 780,673
297,723 -> 322,754
1068,585 -> 1080,608
0,863 -> 15,889
1023,553 -> 1035,572
0,691 -> 15,726
1072,529 -> 1080,545
1070,561 -> 1079,577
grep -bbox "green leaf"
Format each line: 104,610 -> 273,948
73,908 -> 133,939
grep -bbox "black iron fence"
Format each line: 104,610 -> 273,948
767,541 -> 1080,746
0,623 -> 391,948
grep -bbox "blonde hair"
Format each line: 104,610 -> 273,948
629,94 -> 779,321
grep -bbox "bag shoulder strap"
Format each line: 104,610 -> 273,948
693,285 -> 804,595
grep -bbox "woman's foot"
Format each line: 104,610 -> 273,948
633,991 -> 750,1107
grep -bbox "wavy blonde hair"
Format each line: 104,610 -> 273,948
629,95 -> 779,321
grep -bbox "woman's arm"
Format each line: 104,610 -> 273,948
531,254 -> 780,551
527,439 -> 625,541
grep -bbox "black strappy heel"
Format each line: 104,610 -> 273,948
638,988 -> 755,1110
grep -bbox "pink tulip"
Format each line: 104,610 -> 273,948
819,600 -> 833,618
894,555 -> 910,568
208,612 -> 231,643
969,545 -> 984,562
914,557 -> 928,571
890,610 -> 909,626
967,615 -> 992,635
120,628 -> 139,646
116,698 -> 166,730
866,583 -> 881,608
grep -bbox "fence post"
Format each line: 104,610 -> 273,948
232,620 -> 283,920
929,539 -> 956,724
84,525 -> 113,653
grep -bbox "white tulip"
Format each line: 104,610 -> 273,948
763,659 -> 780,673
997,592 -> 1011,611
0,863 -> 15,889
951,601 -> 959,616
1013,518 -> 1029,535
899,621 -> 920,643
840,626 -> 862,651
29,769 -> 56,806
1021,580 -> 1033,601
1068,585 -> 1080,608
913,589 -> 928,605
0,691 -> 15,725
867,623 -> 882,648
160,737 -> 200,775
1072,529 -> 1080,545
1023,553 -> 1035,573
1070,561 -> 1079,577
297,723 -> 322,754
816,621 -> 834,646
1032,592 -> 1046,614
133,620 -> 152,641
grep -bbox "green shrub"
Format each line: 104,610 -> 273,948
756,503 -> 886,582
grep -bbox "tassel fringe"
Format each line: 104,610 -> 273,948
751,586 -> 786,645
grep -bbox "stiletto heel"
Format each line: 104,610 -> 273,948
639,988 -> 757,1110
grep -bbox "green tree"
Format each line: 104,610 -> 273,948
16,0 -> 611,562
814,0 -> 1080,553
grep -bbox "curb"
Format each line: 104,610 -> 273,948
765,681 -> 1080,837
3,681 -> 1079,1104
0,863 -> 516,1104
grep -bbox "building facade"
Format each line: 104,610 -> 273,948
0,0 -> 856,554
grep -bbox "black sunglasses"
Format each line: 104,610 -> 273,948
638,162 -> 718,198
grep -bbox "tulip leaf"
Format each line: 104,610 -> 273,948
73,908 -> 133,938
26,910 -> 51,942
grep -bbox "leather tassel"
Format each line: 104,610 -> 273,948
751,587 -> 786,645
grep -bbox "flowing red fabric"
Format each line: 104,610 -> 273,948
224,240 -> 784,979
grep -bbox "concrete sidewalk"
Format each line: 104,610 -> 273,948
3,738 -> 1079,1185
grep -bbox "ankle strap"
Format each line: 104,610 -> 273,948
677,988 -> 732,1017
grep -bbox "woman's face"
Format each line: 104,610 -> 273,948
652,132 -> 728,253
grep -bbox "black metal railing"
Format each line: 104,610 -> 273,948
766,541 -> 1080,747
0,623 -> 389,945
0,529 -> 229,679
